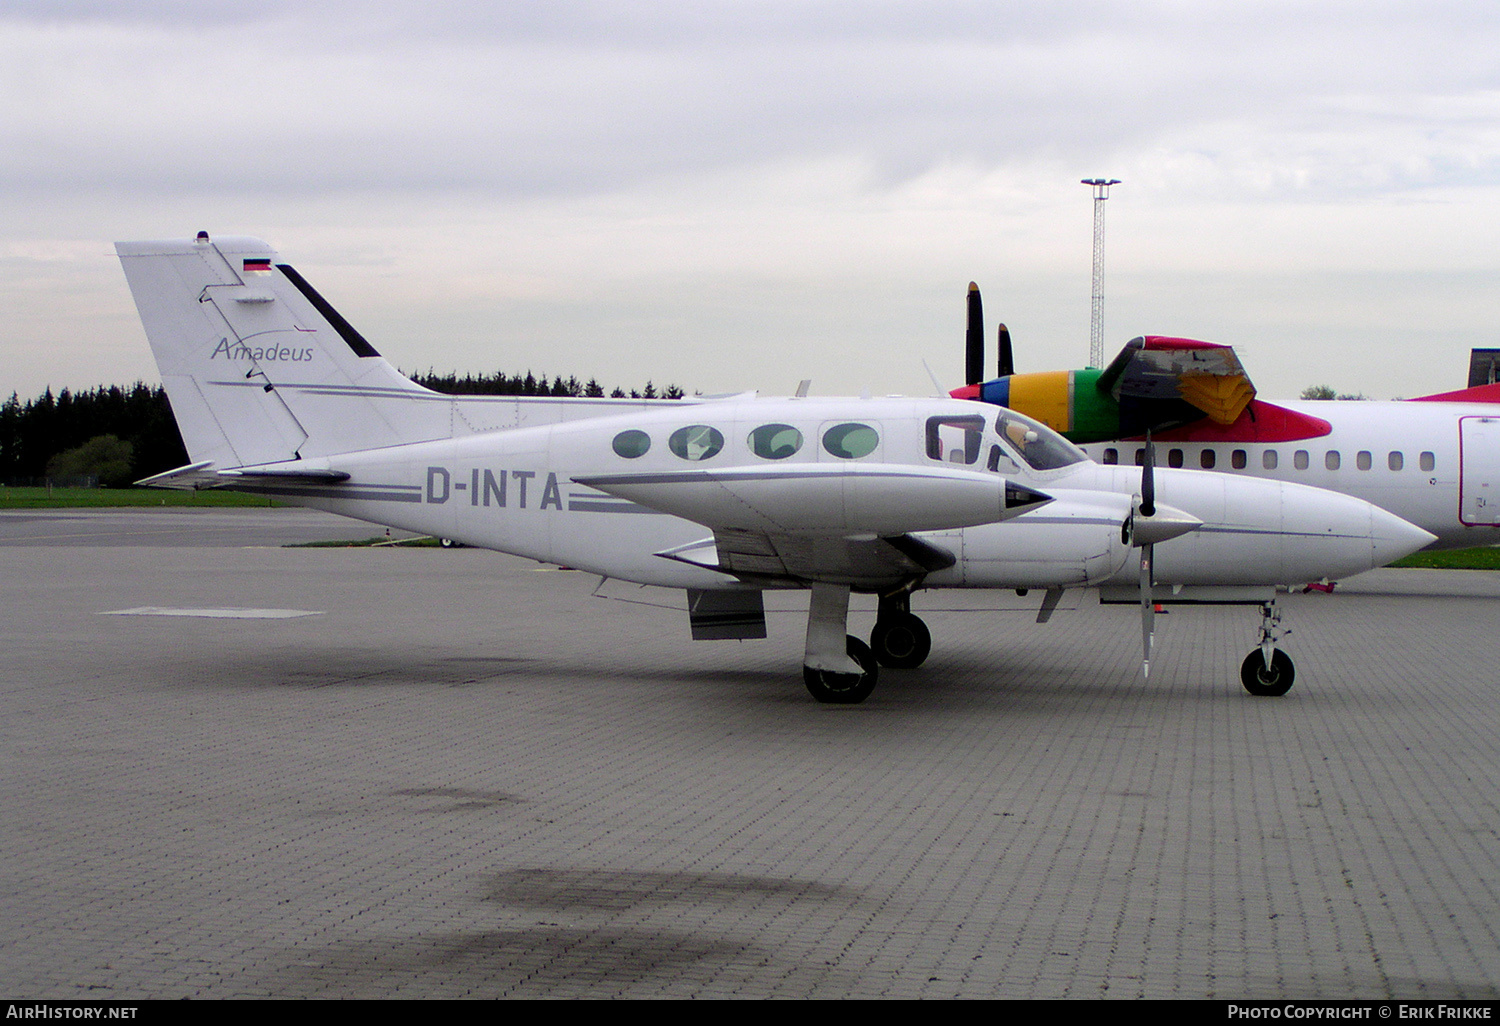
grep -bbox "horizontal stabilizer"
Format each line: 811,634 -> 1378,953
135,459 -> 349,490
218,465 -> 351,482
133,461 -> 217,490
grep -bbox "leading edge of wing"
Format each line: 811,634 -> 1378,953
573,463 -> 1051,536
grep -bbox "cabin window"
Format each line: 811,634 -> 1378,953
1231,449 -> 1247,470
925,415 -> 984,465
1168,448 -> 1184,468
1200,449 -> 1217,469
1102,448 -> 1119,465
612,429 -> 651,459
749,423 -> 803,460
1420,451 -> 1436,472
822,422 -> 880,459
1263,450 -> 1278,470
668,425 -> 725,462
1389,451 -> 1404,471
1133,448 -> 1146,467
1357,451 -> 1372,470
1325,451 -> 1341,471
1294,450 -> 1310,470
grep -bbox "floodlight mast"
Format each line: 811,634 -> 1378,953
1082,178 -> 1120,370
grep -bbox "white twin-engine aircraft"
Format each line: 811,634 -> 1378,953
116,235 -> 1433,704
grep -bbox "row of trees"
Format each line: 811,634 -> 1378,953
1299,385 -> 1370,401
0,383 -> 186,487
1,370 -> 684,487
410,369 -> 684,400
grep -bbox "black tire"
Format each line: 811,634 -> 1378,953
870,613 -> 932,669
1241,649 -> 1295,697
439,538 -> 464,549
803,636 -> 879,704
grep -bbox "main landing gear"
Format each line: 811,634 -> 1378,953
802,584 -> 879,704
1240,601 -> 1295,696
802,636 -> 880,704
801,588 -> 933,704
869,593 -> 932,670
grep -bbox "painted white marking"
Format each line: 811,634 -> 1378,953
100,607 -> 323,619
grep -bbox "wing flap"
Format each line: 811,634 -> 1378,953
657,529 -> 957,589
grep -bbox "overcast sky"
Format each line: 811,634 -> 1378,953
4,0 -> 1499,403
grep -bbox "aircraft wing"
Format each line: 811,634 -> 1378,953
573,463 -> 1049,588
573,464 -> 1049,536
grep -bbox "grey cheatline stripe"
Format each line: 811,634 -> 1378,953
101,607 -> 324,619
568,495 -> 663,513
224,484 -> 422,502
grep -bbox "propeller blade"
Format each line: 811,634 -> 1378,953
966,282 -> 984,386
1138,431 -> 1158,676
997,322 -> 1014,378
1140,435 -> 1156,518
1140,542 -> 1155,677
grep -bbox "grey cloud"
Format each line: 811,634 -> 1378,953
7,2 -> 1500,201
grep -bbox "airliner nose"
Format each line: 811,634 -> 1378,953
1370,507 -> 1437,568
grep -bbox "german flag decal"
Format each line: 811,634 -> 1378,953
243,257 -> 272,272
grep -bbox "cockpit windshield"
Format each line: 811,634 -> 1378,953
993,410 -> 1088,470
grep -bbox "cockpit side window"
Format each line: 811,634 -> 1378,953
992,411 -> 1087,470
925,415 -> 985,465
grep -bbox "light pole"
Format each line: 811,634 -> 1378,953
1082,178 -> 1120,369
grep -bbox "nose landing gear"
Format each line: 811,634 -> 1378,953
1241,601 -> 1295,696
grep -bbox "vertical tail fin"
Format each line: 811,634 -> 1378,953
116,233 -> 445,468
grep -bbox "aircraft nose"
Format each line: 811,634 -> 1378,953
1369,506 -> 1437,567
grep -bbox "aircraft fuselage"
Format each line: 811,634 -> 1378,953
1085,399 -> 1500,550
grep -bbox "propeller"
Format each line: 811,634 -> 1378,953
1138,435 -> 1157,676
1126,445 -> 1204,678
966,282 -> 984,386
960,283 -> 1188,675
966,282 -> 1015,386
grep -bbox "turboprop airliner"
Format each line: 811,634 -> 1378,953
116,235 -> 1433,704
954,283 -> 1500,551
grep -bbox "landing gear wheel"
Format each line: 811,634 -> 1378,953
803,636 -> 879,704
870,614 -> 931,669
1241,649 -> 1295,697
